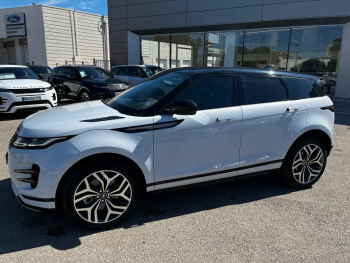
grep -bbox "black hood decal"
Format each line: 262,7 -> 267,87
80,116 -> 125,122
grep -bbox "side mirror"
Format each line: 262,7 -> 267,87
137,74 -> 147,78
38,74 -> 43,79
166,99 -> 197,115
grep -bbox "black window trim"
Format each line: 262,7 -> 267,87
239,74 -> 292,106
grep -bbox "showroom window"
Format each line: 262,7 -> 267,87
243,28 -> 290,70
205,31 -> 244,67
140,25 -> 343,82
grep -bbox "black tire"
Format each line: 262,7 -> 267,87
281,137 -> 327,189
79,90 -> 91,102
61,159 -> 140,229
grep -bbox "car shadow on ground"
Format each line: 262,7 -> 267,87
0,172 -> 300,254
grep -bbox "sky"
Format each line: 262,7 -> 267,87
1,0 -> 107,15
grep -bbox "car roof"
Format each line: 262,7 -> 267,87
53,65 -> 98,69
28,65 -> 50,67
164,67 -> 315,79
0,65 -> 28,68
111,65 -> 148,68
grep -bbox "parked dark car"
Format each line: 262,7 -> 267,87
49,66 -> 129,101
28,65 -> 53,81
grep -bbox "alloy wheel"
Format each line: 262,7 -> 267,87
73,170 -> 132,224
292,144 -> 324,184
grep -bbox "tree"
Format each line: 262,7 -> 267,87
301,58 -> 326,72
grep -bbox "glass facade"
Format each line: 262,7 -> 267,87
141,25 -> 343,85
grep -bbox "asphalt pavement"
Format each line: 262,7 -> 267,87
0,98 -> 349,262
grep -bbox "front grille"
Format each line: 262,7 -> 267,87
12,88 -> 46,94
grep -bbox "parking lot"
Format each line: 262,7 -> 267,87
0,99 -> 349,262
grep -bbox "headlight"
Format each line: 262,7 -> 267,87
12,136 -> 72,149
0,88 -> 13,93
107,84 -> 129,90
45,86 -> 53,91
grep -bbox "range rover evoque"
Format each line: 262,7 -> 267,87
49,66 -> 129,102
7,67 -> 334,229
0,65 -> 57,114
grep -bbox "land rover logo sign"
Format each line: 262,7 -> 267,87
4,13 -> 25,25
7,15 -> 21,23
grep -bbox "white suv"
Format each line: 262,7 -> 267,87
0,65 -> 57,114
7,68 -> 334,229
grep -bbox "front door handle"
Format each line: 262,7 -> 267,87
217,116 -> 236,122
287,107 -> 301,112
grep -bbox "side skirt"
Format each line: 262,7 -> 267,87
150,169 -> 279,194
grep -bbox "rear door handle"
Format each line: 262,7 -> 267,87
287,107 -> 301,112
217,116 -> 236,122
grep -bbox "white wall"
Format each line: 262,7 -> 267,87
42,6 -> 109,68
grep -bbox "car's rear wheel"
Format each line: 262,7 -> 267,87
281,138 -> 327,189
80,91 -> 91,102
61,159 -> 140,229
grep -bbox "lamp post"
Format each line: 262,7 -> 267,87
294,44 -> 299,71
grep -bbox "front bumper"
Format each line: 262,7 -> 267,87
0,90 -> 57,113
8,140 -> 83,211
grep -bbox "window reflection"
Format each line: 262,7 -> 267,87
288,26 -> 343,92
171,33 -> 204,67
205,31 -> 244,67
243,28 -> 290,70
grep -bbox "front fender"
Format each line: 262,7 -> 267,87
69,129 -> 154,185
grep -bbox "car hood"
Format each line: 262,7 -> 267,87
82,78 -> 127,85
19,100 -> 152,138
0,79 -> 50,89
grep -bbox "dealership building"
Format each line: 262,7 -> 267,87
108,0 -> 350,99
0,5 -> 109,69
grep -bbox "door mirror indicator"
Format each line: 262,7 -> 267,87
166,99 -> 197,115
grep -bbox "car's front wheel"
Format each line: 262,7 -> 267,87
281,137 -> 327,189
61,159 -> 140,229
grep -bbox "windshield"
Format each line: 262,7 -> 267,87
30,66 -> 52,75
106,72 -> 193,116
0,67 -> 39,80
144,66 -> 163,77
77,67 -> 110,79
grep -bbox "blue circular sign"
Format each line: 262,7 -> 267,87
7,15 -> 21,23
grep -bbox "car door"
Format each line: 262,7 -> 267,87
64,67 -> 81,97
238,75 -> 307,175
153,74 -> 242,190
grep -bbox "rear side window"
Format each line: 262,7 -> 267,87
284,78 -> 323,99
241,77 -> 288,105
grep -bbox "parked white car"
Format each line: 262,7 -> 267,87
111,65 -> 163,87
7,68 -> 334,229
0,65 -> 57,113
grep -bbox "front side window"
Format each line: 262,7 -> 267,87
284,77 -> 324,99
178,76 -> 234,110
242,77 -> 288,105
58,68 -> 67,76
110,67 -> 119,75
118,67 -> 130,76
106,72 -> 194,116
66,68 -> 77,78
0,67 -> 38,80
144,66 -> 163,77
131,67 -> 146,77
